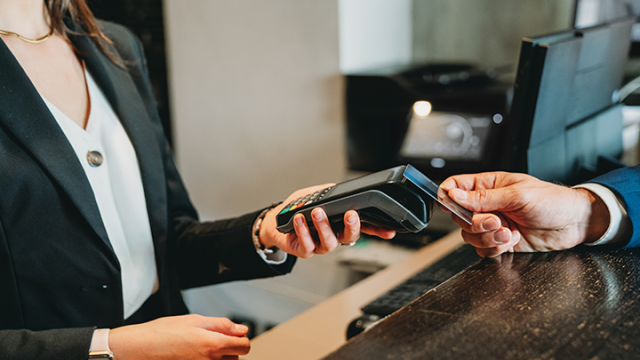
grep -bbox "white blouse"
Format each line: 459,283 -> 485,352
41,69 -> 158,319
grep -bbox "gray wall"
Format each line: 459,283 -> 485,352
165,1 -> 346,223
338,0 -> 413,73
412,0 -> 575,68
164,0 -> 349,331
338,0 -> 575,73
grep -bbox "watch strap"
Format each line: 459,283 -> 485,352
89,328 -> 113,359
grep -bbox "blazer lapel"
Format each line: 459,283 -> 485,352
0,38 -> 116,259
70,30 -> 168,248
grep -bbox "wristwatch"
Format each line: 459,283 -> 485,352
88,329 -> 114,360
88,350 -> 114,360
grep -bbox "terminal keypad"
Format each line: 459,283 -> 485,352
279,186 -> 334,215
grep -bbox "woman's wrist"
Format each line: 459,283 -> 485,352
252,203 -> 282,251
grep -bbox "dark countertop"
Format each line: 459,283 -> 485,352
323,247 -> 640,359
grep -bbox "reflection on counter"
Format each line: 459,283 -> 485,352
324,247 -> 640,359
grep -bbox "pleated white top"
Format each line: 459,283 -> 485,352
40,69 -> 158,319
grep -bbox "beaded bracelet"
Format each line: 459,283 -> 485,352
252,202 -> 282,254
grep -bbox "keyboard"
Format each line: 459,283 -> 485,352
346,243 -> 481,339
361,243 -> 480,316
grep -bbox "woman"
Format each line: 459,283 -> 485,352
0,1 -> 395,359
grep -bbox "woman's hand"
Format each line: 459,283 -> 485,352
109,315 -> 250,360
258,184 -> 396,258
439,172 -> 610,257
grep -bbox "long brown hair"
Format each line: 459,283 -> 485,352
45,0 -> 120,63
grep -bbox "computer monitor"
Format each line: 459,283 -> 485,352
501,17 -> 635,184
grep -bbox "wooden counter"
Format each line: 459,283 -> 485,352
323,245 -> 640,359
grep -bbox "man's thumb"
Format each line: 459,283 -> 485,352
448,187 -> 510,213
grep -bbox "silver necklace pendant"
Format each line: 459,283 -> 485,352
87,150 -> 104,167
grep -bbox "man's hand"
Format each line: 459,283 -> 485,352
439,172 -> 610,257
258,184 -> 396,258
109,315 -> 250,360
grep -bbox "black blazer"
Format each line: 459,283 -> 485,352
0,21 -> 295,359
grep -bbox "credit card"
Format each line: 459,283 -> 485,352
403,165 -> 473,225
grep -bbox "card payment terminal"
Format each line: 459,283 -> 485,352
276,165 -> 473,234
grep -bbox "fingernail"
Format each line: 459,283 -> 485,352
482,218 -> 499,231
236,324 -> 248,332
294,214 -> 305,226
345,212 -> 357,225
312,209 -> 324,221
451,188 -> 467,201
494,228 -> 510,244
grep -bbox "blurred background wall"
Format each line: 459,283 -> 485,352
412,0 -> 574,68
338,0 -> 413,73
164,0 -> 349,335
165,1 -> 346,221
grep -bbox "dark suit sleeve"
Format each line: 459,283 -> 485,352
0,328 -> 93,360
590,164 -> 640,248
101,23 -> 296,290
